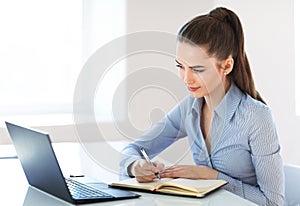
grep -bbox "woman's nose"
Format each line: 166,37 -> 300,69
184,69 -> 194,84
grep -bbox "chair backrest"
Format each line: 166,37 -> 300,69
284,164 -> 300,206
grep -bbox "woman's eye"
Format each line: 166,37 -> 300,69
176,64 -> 184,69
193,69 -> 204,73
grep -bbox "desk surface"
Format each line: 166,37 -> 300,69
0,143 -> 257,206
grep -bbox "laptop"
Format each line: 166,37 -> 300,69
5,122 -> 140,204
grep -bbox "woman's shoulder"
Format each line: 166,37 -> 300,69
227,84 -> 271,118
242,92 -> 269,109
240,92 -> 273,120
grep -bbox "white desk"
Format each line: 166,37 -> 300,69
0,143 -> 257,206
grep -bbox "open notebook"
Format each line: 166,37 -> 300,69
110,177 -> 227,197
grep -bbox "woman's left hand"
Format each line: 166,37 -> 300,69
159,165 -> 219,180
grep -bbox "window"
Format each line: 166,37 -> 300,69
0,0 -> 82,116
0,1 -> 126,122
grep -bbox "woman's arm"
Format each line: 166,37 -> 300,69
218,164 -> 283,206
159,155 -> 283,206
218,106 -> 284,206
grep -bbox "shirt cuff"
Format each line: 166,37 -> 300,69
217,172 -> 244,197
120,156 -> 140,177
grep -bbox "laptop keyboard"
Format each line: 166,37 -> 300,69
66,178 -> 114,200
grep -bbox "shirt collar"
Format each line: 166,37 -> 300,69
214,83 -> 243,121
191,96 -> 203,115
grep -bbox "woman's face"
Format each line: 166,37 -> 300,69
176,42 -> 227,99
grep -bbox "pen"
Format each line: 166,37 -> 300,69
70,175 -> 85,178
140,148 -> 161,179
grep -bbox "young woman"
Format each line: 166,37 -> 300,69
120,7 -> 284,205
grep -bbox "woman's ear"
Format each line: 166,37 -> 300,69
222,57 -> 234,75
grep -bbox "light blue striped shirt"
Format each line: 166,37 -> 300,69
121,84 -> 285,205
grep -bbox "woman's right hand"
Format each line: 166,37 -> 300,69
129,159 -> 164,183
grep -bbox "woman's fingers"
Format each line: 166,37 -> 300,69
152,161 -> 165,173
133,159 -> 161,182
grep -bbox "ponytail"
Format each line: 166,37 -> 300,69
178,7 -> 266,104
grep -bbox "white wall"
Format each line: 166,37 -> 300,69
126,0 -> 299,165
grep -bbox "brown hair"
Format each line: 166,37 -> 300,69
177,7 -> 265,104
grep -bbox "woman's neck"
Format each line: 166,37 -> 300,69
204,81 -> 231,113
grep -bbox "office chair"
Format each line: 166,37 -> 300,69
284,164 -> 300,206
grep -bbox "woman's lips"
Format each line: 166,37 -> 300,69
188,86 -> 200,92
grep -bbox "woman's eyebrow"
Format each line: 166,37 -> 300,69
175,59 -> 205,69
